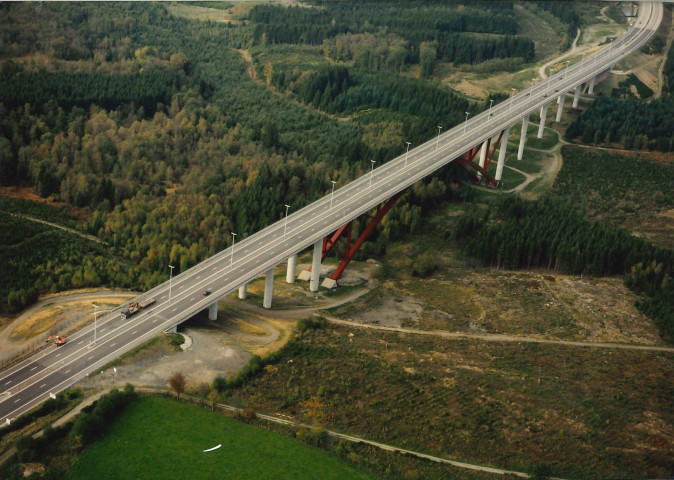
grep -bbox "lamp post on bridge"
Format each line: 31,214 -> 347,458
463,112 -> 470,134
510,88 -> 516,109
284,204 -> 290,237
230,232 -> 237,267
436,126 -> 442,150
488,99 -> 494,121
369,160 -> 375,187
564,60 -> 570,79
168,264 -> 174,303
405,141 -> 411,167
330,181 -> 337,209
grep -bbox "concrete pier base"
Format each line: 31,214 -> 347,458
310,240 -> 321,292
263,267 -> 274,309
517,114 -> 529,161
208,302 -> 218,321
555,94 -> 565,122
495,126 -> 510,182
573,84 -> 581,108
588,76 -> 596,94
238,284 -> 247,300
286,254 -> 297,284
538,104 -> 549,139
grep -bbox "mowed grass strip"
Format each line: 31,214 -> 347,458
65,395 -> 377,480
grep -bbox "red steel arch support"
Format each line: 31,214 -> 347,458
329,188 -> 407,282
454,129 -> 505,189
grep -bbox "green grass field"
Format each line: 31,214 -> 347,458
65,396 -> 378,480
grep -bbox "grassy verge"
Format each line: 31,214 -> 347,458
64,395 -> 378,480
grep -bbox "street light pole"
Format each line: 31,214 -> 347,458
463,112 -> 470,134
230,232 -> 237,267
510,88 -> 516,109
369,160 -> 375,187
330,181 -> 336,209
436,126 -> 442,150
284,204 -> 290,237
168,264 -> 174,302
564,60 -> 570,79
488,99 -> 494,121
405,141 -> 411,166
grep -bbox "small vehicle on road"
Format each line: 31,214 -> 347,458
55,336 -> 66,346
203,290 -> 211,296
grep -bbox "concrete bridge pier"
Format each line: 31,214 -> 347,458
555,94 -> 565,122
477,141 -> 488,178
517,114 -> 529,161
286,254 -> 297,283
310,240 -> 322,292
263,267 -> 274,309
238,284 -> 247,300
588,76 -> 596,94
538,103 -> 549,139
208,302 -> 218,321
165,325 -> 177,334
573,84 -> 581,108
495,126 -> 510,182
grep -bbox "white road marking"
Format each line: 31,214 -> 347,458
190,297 -> 194,302
132,331 -> 137,335
65,370 -> 71,374
88,356 -> 94,360
39,384 -> 46,388
55,353 -> 61,357
213,267 -> 218,270
77,341 -> 84,345
111,343 -> 116,347
30,367 -> 37,372
153,319 -> 159,323
4,380 -> 11,385
172,308 -> 177,312
14,398 -> 21,403
179,285 -> 185,289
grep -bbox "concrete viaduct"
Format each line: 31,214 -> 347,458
0,1 -> 662,425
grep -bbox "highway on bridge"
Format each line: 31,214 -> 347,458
0,1 -> 661,425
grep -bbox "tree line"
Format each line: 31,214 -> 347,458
455,195 -> 674,342
565,95 -> 674,152
0,70 -> 181,115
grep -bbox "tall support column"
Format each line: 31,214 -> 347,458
555,94 -> 565,122
238,284 -> 247,300
208,302 -> 218,321
517,114 -> 529,161
495,126 -> 510,182
477,141 -> 488,178
588,76 -> 596,94
310,240 -> 321,292
538,103 -> 549,139
572,84 -> 581,108
286,254 -> 297,284
263,267 -> 274,309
